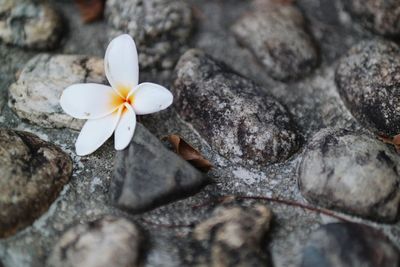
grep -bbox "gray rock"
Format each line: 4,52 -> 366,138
105,0 -> 192,70
0,129 -> 72,238
299,128 -> 400,222
343,0 -> 400,37
8,54 -> 105,130
0,0 -> 63,50
232,0 -> 318,81
110,123 -> 208,214
191,204 -> 272,267
301,222 -> 399,267
47,216 -> 142,267
335,40 -> 400,137
173,49 -> 300,166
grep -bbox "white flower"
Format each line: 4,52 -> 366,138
60,34 -> 173,156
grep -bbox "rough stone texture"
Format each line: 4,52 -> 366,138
301,222 -> 399,267
0,0 -> 63,50
191,204 -> 272,267
232,0 -> 318,81
343,0 -> 400,37
111,123 -> 208,214
3,1 -> 400,267
47,216 -> 142,267
0,129 -> 72,238
105,0 -> 192,70
173,49 -> 300,166
335,40 -> 400,137
8,54 -> 105,130
299,128 -> 400,222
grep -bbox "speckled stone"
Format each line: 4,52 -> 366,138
47,216 -> 142,267
0,129 -> 72,238
301,222 -> 399,267
335,40 -> 400,137
191,204 -> 272,267
111,124 -> 209,214
105,0 -> 192,69
173,49 -> 300,166
0,0 -> 63,49
232,0 -> 318,81
8,54 -> 105,130
299,128 -> 400,222
343,0 -> 400,37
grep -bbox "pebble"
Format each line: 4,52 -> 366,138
299,128 -> 400,222
343,0 -> 400,37
232,0 -> 318,81
301,222 -> 399,267
0,129 -> 72,238
110,123 -> 209,213
47,216 -> 142,267
335,40 -> 400,137
173,49 -> 300,166
8,54 -> 105,130
105,0 -> 192,69
191,204 -> 272,267
0,0 -> 63,49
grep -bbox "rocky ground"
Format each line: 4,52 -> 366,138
1,0 -> 400,266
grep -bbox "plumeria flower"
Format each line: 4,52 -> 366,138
60,34 -> 173,156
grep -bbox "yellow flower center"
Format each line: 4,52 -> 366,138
110,85 -> 135,111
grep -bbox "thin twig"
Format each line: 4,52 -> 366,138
140,195 -> 352,228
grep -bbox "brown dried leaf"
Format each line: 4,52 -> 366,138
378,134 -> 400,152
165,134 -> 213,173
74,0 -> 105,23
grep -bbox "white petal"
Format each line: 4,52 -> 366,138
60,83 -> 120,119
114,103 -> 136,150
75,106 -> 123,156
130,82 -> 173,115
105,34 -> 139,96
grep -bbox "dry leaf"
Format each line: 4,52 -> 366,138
378,134 -> 400,152
74,0 -> 105,23
164,134 -> 213,173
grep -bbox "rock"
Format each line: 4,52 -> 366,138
173,49 -> 300,166
299,128 -> 400,222
0,129 -> 72,238
110,123 -> 208,214
343,0 -> 400,37
191,204 -> 272,267
335,40 -> 400,137
8,54 -> 105,130
232,0 -> 318,81
47,216 -> 142,267
105,0 -> 192,69
0,0 -> 63,50
301,222 -> 399,267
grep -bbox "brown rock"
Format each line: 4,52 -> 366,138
192,205 -> 272,267
47,216 -> 143,267
0,129 -> 72,238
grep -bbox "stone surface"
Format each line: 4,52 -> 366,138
105,0 -> 192,69
232,0 -> 318,81
0,0 -> 63,50
173,49 -> 300,166
190,204 -> 272,267
3,1 -> 400,267
335,40 -> 400,137
301,222 -> 399,267
8,54 -> 105,130
47,216 -> 142,267
299,128 -> 400,222
111,123 -> 208,214
0,129 -> 72,238
343,0 -> 400,37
